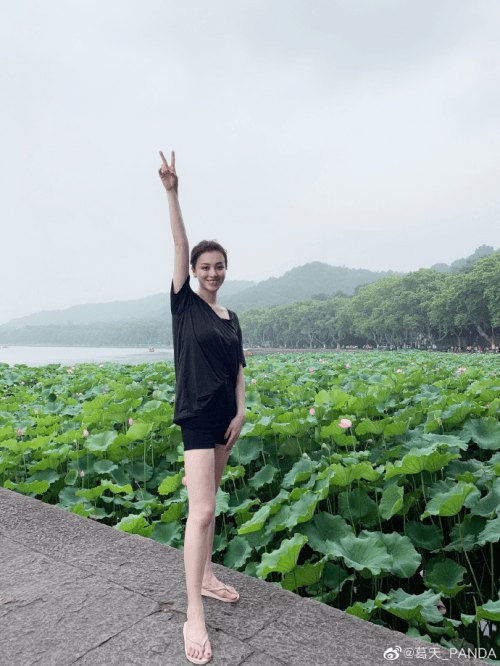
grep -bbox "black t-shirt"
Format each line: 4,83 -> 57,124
170,275 -> 246,424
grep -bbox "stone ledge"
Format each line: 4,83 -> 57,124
0,488 -> 482,665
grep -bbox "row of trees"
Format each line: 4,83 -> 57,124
1,253 -> 498,350
238,253 -> 500,349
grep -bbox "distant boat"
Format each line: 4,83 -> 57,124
149,348 -> 155,352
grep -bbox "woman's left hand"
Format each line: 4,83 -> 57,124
223,413 -> 245,452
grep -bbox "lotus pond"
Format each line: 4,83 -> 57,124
2,351 -> 500,657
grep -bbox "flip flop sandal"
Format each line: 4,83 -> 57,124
201,582 -> 239,602
183,623 -> 212,665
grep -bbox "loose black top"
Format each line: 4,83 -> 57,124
170,275 -> 246,424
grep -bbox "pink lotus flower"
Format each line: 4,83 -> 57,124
395,369 -> 404,374
34,410 -> 38,414
345,363 -> 350,368
1,397 -> 5,401
148,381 -> 153,384
21,381 -> 25,385
99,364 -> 104,367
104,388 -> 107,392
78,393 -> 82,396
309,368 -> 314,372
338,419 -> 352,429
80,470 -> 85,477
436,367 -> 439,371
83,429 -> 89,437
264,374 -> 268,378
259,360 -> 262,363
17,428 -> 23,436
129,418 -> 134,425
309,408 -> 316,416
297,360 -> 302,364
486,404 -> 490,408
251,378 -> 257,384
411,362 -> 415,365
368,364 -> 372,367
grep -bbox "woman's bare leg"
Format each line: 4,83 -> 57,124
183,448 -> 216,662
201,443 -> 239,600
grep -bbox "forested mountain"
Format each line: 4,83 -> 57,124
0,279 -> 255,330
223,262 -> 396,312
430,245 -> 495,274
0,247 -> 498,349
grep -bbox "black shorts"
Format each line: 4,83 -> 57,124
180,382 -> 236,451
181,420 -> 232,451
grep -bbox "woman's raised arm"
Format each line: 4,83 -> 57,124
159,150 -> 189,293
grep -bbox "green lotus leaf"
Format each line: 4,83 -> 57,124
379,484 -> 404,520
282,458 -> 314,488
212,533 -> 227,554
100,479 -> 133,494
281,559 -> 325,591
328,533 -> 393,575
265,489 -> 290,515
444,514 -> 487,552
84,430 -> 118,452
385,446 -> 436,479
76,485 -> 106,500
215,489 -> 230,517
477,516 -> 500,546
158,472 -> 182,495
460,417 -> 500,450
322,562 -> 353,591
256,534 -> 308,578
405,521 -> 443,551
345,602 -> 372,621
384,421 -> 408,438
150,520 -> 183,545
126,422 -> 153,441
266,504 -> 291,533
283,491 -> 320,528
3,479 -> 50,495
116,512 -> 152,536
424,557 -> 468,598
302,512 -> 353,555
244,390 -> 261,410
232,436 -> 263,464
338,488 -> 378,524
221,464 -> 245,484
93,459 -> 118,474
64,469 -> 79,486
382,588 -> 444,623
462,599 -> 500,625
240,416 -> 272,437
465,478 -> 500,517
355,419 -> 387,436
364,530 -> 421,578
421,482 -> 479,519
160,502 -> 183,522
238,505 -> 271,535
272,418 -> 310,437
224,535 -> 253,569
249,463 -> 278,490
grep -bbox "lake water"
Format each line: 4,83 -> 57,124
0,346 -> 175,368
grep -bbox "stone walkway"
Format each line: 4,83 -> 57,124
0,488 -> 483,665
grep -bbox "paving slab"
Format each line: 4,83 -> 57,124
0,488 -> 485,665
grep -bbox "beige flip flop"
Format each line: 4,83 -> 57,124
183,623 -> 212,665
201,582 -> 239,602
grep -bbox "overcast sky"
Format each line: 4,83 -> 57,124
1,0 -> 499,325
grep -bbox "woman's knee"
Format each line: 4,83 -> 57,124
188,500 -> 215,529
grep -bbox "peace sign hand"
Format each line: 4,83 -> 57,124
158,150 -> 178,192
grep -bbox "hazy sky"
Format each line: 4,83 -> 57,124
1,0 -> 499,325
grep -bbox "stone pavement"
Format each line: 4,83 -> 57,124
0,488 -> 483,666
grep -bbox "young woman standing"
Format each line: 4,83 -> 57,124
159,151 -> 246,665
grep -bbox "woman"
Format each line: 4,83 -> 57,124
159,151 -> 246,665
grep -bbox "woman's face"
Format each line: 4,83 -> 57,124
192,250 -> 226,292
